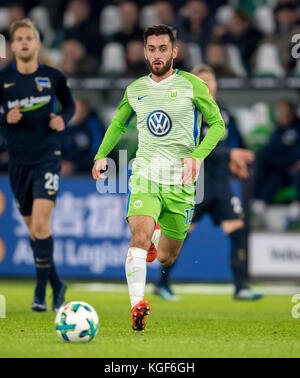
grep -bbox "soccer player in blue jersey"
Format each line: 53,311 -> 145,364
0,19 -> 75,311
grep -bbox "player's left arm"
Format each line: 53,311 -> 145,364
50,71 -> 75,132
206,112 -> 254,178
179,72 -> 225,184
190,78 -> 225,162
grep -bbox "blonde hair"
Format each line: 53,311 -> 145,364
9,18 -> 40,42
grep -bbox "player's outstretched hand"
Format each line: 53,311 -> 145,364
49,113 -> 65,132
188,222 -> 196,234
92,158 -> 107,180
230,148 -> 254,164
6,105 -> 23,124
229,148 -> 255,179
180,156 -> 201,185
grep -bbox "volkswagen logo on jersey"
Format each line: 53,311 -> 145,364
147,110 -> 172,137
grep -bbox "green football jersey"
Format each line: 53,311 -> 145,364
95,69 -> 225,185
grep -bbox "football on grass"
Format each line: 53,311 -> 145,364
55,301 -> 99,343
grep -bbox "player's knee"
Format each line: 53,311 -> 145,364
221,219 -> 244,234
162,259 -> 174,267
159,254 -> 176,267
130,231 -> 152,250
31,218 -> 50,239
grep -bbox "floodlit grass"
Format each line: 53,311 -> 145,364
0,279 -> 299,358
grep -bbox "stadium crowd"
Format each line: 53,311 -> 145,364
0,0 -> 300,77
0,0 -> 300,227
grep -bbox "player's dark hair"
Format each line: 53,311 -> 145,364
143,24 -> 177,47
233,9 -> 249,23
276,99 -> 296,115
275,2 -> 297,15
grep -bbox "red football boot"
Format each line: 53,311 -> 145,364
131,300 -> 150,332
146,224 -> 161,263
146,243 -> 157,262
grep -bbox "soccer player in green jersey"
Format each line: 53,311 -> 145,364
92,25 -> 225,332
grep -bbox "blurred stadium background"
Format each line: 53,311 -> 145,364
1,0 -> 300,285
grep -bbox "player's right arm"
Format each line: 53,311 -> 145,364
92,88 -> 135,180
6,104 -> 23,124
0,76 -> 3,125
0,75 -> 8,126
0,74 -> 23,125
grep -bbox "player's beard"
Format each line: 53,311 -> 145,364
147,55 -> 173,77
17,50 -> 36,63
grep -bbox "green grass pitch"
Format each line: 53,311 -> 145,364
0,279 -> 300,358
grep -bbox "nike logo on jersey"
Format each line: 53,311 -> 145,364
137,96 -> 147,101
4,83 -> 16,88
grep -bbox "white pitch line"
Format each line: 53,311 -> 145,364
71,283 -> 300,295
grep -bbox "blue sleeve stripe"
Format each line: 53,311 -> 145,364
125,111 -> 135,125
193,106 -> 199,146
126,191 -> 131,215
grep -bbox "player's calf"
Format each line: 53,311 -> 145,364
52,280 -> 67,312
31,236 -> 53,303
126,247 -> 147,308
228,227 -> 248,295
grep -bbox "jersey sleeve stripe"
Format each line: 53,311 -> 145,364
126,191 -> 131,215
125,110 -> 136,125
193,106 -> 199,146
